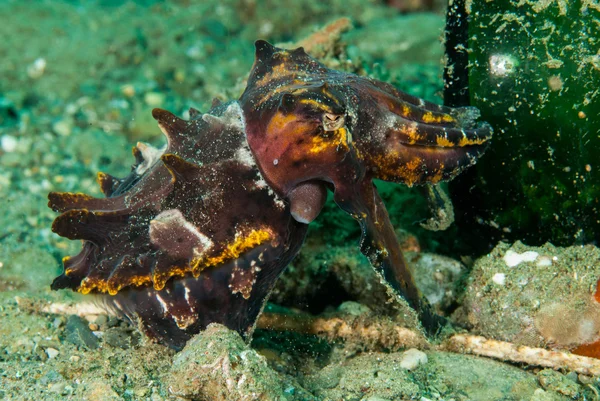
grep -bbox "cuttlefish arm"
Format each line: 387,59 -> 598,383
334,180 -> 446,334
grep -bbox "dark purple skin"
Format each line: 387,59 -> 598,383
49,41 -> 491,350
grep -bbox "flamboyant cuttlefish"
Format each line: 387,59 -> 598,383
49,41 -> 491,349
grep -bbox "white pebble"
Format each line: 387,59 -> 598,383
536,256 -> 553,267
144,92 -> 165,107
45,347 -> 59,359
52,119 -> 72,137
399,348 -> 428,370
492,273 -> 506,286
1,135 -> 18,152
27,58 -> 47,79
503,250 -> 539,267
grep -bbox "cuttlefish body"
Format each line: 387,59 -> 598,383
49,41 -> 491,349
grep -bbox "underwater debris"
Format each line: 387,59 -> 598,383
445,334 -> 600,377
445,0 -> 600,248
258,307 -> 429,351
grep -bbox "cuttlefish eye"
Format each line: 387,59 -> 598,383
322,113 -> 345,131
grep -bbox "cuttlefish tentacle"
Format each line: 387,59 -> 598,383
387,117 -> 492,148
362,109 -> 491,186
333,180 -> 446,334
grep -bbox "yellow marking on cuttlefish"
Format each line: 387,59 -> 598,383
298,97 -> 334,113
254,79 -> 305,107
402,124 -> 425,145
368,151 -> 424,186
430,163 -> 445,184
54,192 -> 95,204
78,277 -> 109,295
309,127 -> 349,154
436,136 -> 456,147
458,136 -> 488,147
255,63 -> 293,88
191,229 -> 273,274
266,111 -> 298,134
107,275 -> 152,295
76,229 -> 274,294
318,85 -> 342,107
96,171 -> 109,186
421,111 -> 455,124
151,265 -> 190,291
78,273 -> 153,295
400,104 -> 412,117
154,229 -> 274,290
401,157 -> 425,186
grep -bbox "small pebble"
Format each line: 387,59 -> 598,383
121,84 -> 136,98
503,250 -> 539,267
492,273 -> 506,286
27,57 -> 47,79
69,355 -> 80,362
537,369 -> 580,398
144,92 -> 165,107
399,348 -> 428,370
65,315 -> 99,349
52,119 -> 73,137
1,135 -> 18,152
45,347 -> 59,359
88,323 -> 99,331
94,315 -> 108,327
52,317 -> 63,329
49,382 -> 67,394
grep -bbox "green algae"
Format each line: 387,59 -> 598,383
448,0 -> 600,248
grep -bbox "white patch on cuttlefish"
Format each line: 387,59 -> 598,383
155,293 -> 169,315
235,144 -> 255,168
135,142 -> 167,175
202,102 -> 245,131
149,209 -> 213,259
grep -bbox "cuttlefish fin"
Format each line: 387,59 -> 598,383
334,180 -> 446,335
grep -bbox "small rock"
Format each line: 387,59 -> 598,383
45,347 -> 59,359
530,388 -> 554,401
460,242 -> 600,351
399,348 -> 428,371
52,119 -> 73,137
27,57 -> 46,79
86,380 -> 120,401
94,315 -> 108,327
411,252 -> 465,315
1,135 -> 18,152
121,84 -> 136,98
537,369 -> 580,398
337,301 -> 372,316
492,273 -> 506,286
144,92 -> 165,107
52,317 -> 64,329
166,324 -> 288,400
65,315 -> 99,349
49,382 -> 67,394
103,327 -> 136,349
503,250 -> 539,267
